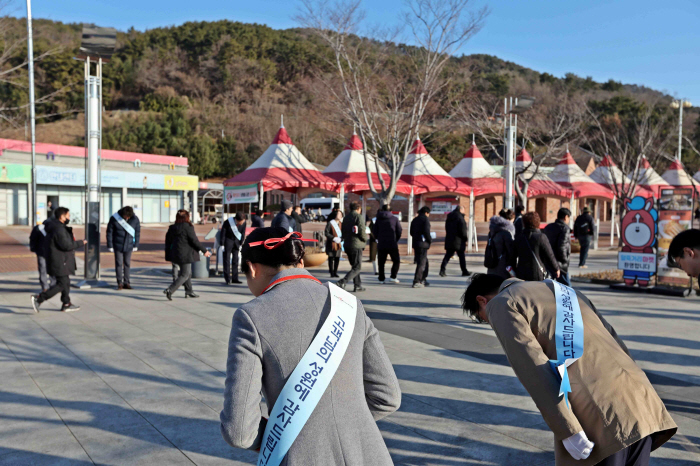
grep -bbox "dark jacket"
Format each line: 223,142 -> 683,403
543,219 -> 571,273
46,220 -> 83,277
444,207 -> 468,251
373,210 -> 402,250
221,218 -> 246,251
325,218 -> 343,258
271,211 -> 295,232
106,214 -> 141,253
487,216 -> 516,279
342,210 -> 367,251
165,222 -> 207,264
514,214 -> 524,237
514,228 -> 560,281
410,213 -> 431,250
573,213 -> 595,238
251,214 -> 264,228
29,217 -> 57,258
291,211 -> 306,234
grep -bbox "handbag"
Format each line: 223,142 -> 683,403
524,233 -> 550,280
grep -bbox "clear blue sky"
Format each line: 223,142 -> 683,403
23,0 -> 700,104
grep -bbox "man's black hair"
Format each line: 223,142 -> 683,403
54,207 -> 69,219
515,205 -> 525,214
235,212 -> 247,221
418,206 -> 431,215
557,208 -> 571,221
350,201 -> 361,211
461,273 -> 506,320
668,229 -> 700,267
381,204 -> 390,211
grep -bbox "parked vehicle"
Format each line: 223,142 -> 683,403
300,197 -> 340,221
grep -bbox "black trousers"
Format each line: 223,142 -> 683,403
343,248 -> 363,287
328,256 -> 340,275
114,250 -> 132,285
38,274 -> 71,306
223,247 -> 239,283
596,436 -> 651,466
378,247 -> 400,281
579,235 -> 592,266
440,244 -> 468,274
413,247 -> 429,284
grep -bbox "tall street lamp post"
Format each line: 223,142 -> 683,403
671,99 -> 692,162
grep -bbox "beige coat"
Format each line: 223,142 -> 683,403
486,279 -> 676,465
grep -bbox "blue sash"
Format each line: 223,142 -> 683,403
546,279 -> 584,409
257,283 -> 357,466
228,217 -> 242,241
38,224 -> 47,236
113,213 -> 136,244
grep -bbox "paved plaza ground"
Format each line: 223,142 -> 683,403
1,242 -> 699,464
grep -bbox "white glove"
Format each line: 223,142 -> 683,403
133,247 -> 138,252
333,237 -> 341,244
108,248 -> 114,252
563,431 -> 594,460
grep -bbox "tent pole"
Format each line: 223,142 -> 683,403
339,184 -> 345,213
258,182 -> 263,211
610,197 -> 616,247
593,199 -> 600,250
468,190 -> 475,253
569,192 -> 576,230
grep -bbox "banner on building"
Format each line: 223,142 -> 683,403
657,188 -> 694,287
0,163 -> 31,183
225,184 -> 259,204
430,201 -> 453,214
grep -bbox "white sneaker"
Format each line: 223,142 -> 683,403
378,280 -> 385,284
389,278 -> 400,283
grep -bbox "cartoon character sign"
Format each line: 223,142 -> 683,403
620,196 -> 658,287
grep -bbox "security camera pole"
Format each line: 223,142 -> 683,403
75,26 -> 116,289
503,96 -> 535,210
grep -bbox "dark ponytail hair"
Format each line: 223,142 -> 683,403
241,227 -> 306,274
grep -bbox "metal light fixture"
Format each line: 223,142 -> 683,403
509,96 -> 536,114
78,26 -> 117,60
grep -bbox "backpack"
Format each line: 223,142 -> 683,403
483,234 -> 499,269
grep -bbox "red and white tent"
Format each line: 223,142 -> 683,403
323,134 -> 412,194
548,151 -> 614,199
223,124 -> 339,205
661,159 -> 696,189
515,148 -> 569,198
636,155 -> 669,196
589,155 -> 653,198
400,138 -> 471,196
449,142 -> 505,196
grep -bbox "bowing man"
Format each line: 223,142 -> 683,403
462,274 -> 676,466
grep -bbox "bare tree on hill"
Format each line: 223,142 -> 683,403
297,0 -> 489,204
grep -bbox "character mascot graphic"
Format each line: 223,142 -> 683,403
620,196 -> 657,287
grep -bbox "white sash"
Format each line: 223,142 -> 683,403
257,283 -> 357,466
113,213 -> 136,244
228,217 -> 242,241
329,219 -> 342,238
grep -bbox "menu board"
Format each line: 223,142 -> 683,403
657,188 -> 694,287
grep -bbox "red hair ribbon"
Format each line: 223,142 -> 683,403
247,231 -> 318,249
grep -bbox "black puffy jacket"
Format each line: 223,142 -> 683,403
410,213 -> 431,249
513,228 -> 559,281
574,213 -> 595,238
373,210 -> 402,250
106,215 -> 141,253
444,208 -> 468,251
46,220 -> 83,277
165,222 -> 207,264
543,219 -> 571,273
29,218 -> 57,258
486,216 -> 516,279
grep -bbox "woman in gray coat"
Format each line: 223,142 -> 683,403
220,227 -> 401,465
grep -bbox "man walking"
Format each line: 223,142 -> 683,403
513,205 -> 525,237
410,206 -> 432,288
31,207 -> 87,312
574,206 -> 594,268
440,205 -> 470,277
29,214 -> 57,292
221,212 -> 247,285
462,274 -> 677,465
251,209 -> 264,228
373,204 -> 402,284
544,208 -> 572,286
106,206 -> 141,290
270,200 -> 296,232
337,201 -> 367,292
